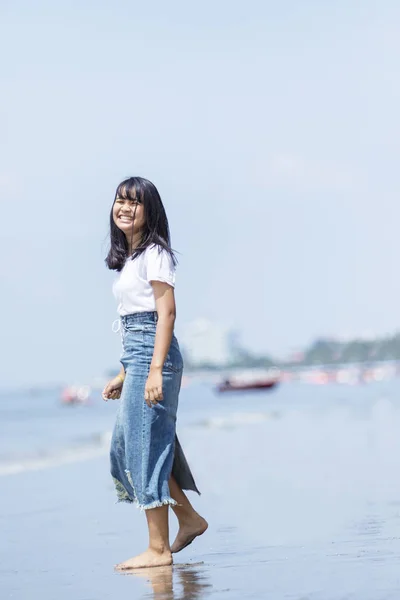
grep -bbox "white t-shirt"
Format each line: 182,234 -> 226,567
112,244 -> 176,316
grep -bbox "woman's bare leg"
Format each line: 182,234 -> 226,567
115,505 -> 173,570
169,476 -> 208,553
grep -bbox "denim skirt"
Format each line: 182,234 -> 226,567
110,311 -> 199,510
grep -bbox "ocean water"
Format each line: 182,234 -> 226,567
3,378 -> 400,599
1,377 -> 399,477
0,378 -> 286,475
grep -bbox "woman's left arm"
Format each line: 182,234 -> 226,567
144,281 -> 176,407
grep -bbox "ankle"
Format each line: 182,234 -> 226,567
149,542 -> 171,555
174,508 -> 199,525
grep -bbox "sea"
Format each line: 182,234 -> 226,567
2,377 -> 400,599
1,376 -> 398,478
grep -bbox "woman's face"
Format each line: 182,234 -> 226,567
112,195 -> 146,235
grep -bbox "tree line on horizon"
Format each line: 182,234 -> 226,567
288,332 -> 400,367
183,331 -> 400,370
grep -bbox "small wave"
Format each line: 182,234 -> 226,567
195,411 -> 279,429
0,412 -> 276,477
0,432 -> 112,477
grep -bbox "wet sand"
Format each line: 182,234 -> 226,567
2,382 -> 400,598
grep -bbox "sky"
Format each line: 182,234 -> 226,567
1,0 -> 400,387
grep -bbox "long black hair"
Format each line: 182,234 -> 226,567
105,177 -> 177,271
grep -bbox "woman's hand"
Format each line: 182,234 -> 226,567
145,367 -> 163,407
102,375 -> 124,402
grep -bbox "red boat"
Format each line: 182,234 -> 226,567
216,372 -> 280,393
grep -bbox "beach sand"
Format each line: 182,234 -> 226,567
2,384 -> 400,599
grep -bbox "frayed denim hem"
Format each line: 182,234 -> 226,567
112,476 -> 178,511
139,497 -> 178,511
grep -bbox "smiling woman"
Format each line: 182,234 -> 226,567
105,177 -> 176,273
103,177 -> 207,571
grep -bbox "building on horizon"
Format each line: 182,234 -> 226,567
180,318 -> 233,367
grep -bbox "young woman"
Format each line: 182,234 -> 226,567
102,177 -> 208,570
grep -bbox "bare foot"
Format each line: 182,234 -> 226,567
171,515 -> 208,554
115,548 -> 173,571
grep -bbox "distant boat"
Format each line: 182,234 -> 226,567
61,385 -> 92,406
216,369 -> 280,393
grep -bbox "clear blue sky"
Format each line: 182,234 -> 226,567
2,0 -> 400,387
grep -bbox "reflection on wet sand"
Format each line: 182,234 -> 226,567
124,562 -> 212,599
